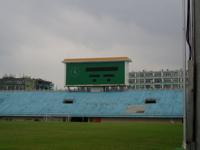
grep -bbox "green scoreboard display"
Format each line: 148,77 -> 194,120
63,57 -> 131,87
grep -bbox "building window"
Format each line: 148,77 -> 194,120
154,78 -> 162,83
140,79 -> 144,83
140,72 -> 144,77
129,79 -> 135,84
171,72 -> 178,76
129,72 -> 136,77
140,85 -> 145,89
179,78 -> 184,82
154,85 -> 161,89
154,72 -> 161,77
136,85 -> 140,89
136,73 -> 140,77
145,79 -> 153,83
145,85 -> 151,89
163,72 -> 171,77
172,84 -> 179,89
171,78 -> 178,83
163,78 -> 171,83
145,72 -> 153,77
163,84 -> 171,89
136,79 -> 140,83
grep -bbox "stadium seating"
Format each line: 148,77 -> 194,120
0,90 -> 183,118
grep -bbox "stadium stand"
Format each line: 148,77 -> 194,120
0,90 -> 183,119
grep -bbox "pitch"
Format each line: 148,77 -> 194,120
0,121 -> 182,150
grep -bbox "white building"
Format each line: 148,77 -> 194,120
129,69 -> 184,89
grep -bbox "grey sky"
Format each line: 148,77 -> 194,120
0,0 -> 184,88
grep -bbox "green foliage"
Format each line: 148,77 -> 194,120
0,121 -> 182,150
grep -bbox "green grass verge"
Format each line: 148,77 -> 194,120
0,121 -> 183,150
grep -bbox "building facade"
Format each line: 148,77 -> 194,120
129,69 -> 184,90
0,76 -> 54,91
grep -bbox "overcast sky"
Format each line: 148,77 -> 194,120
0,0 -> 184,88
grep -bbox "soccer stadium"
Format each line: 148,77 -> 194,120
0,57 -> 184,149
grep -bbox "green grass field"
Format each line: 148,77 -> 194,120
0,121 -> 183,150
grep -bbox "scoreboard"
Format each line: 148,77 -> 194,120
63,57 -> 131,87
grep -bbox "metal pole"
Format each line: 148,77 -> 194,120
194,0 -> 200,149
182,0 -> 187,148
186,0 -> 200,149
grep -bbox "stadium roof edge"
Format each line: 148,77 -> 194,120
62,57 -> 132,63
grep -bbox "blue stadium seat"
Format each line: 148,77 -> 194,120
0,90 -> 183,118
